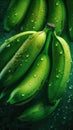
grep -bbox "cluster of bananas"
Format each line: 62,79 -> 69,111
0,0 -> 72,122
3,0 -> 73,40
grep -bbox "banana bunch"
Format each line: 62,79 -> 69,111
4,0 -> 47,32
0,23 -> 72,122
0,26 -> 49,89
0,0 -> 72,123
3,0 -> 67,35
17,27 -> 71,122
3,0 -> 73,39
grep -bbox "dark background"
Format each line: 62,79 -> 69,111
0,0 -> 73,130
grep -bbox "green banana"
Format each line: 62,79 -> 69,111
65,0 -> 73,40
18,99 -> 60,122
4,0 -> 31,31
0,26 -> 49,88
47,0 -> 66,35
48,31 -> 72,103
20,0 -> 47,31
7,26 -> 53,105
0,31 -> 36,71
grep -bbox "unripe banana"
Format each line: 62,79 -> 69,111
7,27 -> 53,105
65,0 -> 73,40
0,31 -> 36,71
18,99 -> 60,122
47,0 -> 66,35
20,0 -> 47,31
0,26 -> 49,88
48,31 -> 72,103
4,0 -> 31,31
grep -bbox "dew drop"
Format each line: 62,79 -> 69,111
7,44 -> 10,47
56,19 -> 59,23
31,19 -> 34,22
8,69 -> 11,73
22,94 -> 25,97
67,98 -> 71,103
26,54 -> 29,58
55,43 -> 58,47
17,38 -> 20,42
69,27 -> 72,32
56,75 -> 59,78
56,2 -> 59,6
33,26 -> 35,29
33,74 -> 37,78
70,59 -> 73,63
59,51 -> 63,55
55,17 -> 57,20
63,116 -> 66,120
37,63 -> 39,66
25,59 -> 28,62
50,125 -> 53,129
20,63 -> 22,66
32,13 -> 34,16
59,69 -> 61,72
70,72 -> 72,76
14,13 -> 18,16
69,85 -> 73,90
48,83 -> 52,87
20,26 -> 24,31
67,79 -> 70,83
35,21 -> 37,24
41,58 -> 44,61
65,106 -> 68,109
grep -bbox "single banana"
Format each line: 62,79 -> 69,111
47,0 -> 66,35
18,99 -> 60,122
0,25 -> 49,88
20,0 -> 47,31
4,0 -> 31,31
48,31 -> 72,103
7,26 -> 53,105
65,0 -> 73,40
0,31 -> 36,71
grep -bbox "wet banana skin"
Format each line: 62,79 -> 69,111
21,0 -> 47,31
4,0 -> 31,31
18,99 -> 60,122
47,0 -> 66,35
48,31 -> 72,103
7,27 -> 52,105
0,31 -> 36,71
0,30 -> 47,88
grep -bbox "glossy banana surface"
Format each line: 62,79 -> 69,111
21,0 -> 47,31
4,0 -> 31,31
7,26 -> 53,105
48,32 -> 72,103
47,0 -> 66,35
0,31 -> 36,71
18,99 -> 60,122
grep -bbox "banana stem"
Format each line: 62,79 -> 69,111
44,32 -> 52,54
44,23 -> 55,54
